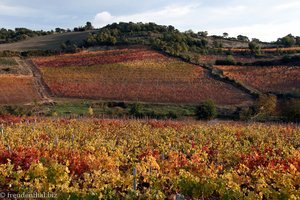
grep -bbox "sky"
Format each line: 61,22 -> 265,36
0,0 -> 299,42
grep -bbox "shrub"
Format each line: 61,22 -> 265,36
282,99 -> 300,122
196,100 -> 217,120
167,111 -> 178,119
215,55 -> 236,65
239,107 -> 255,121
129,103 -> 143,118
0,106 -> 32,116
255,94 -> 277,116
249,41 -> 261,55
87,106 -> 94,116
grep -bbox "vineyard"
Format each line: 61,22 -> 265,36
32,48 -> 252,106
222,46 -> 300,53
216,65 -> 300,95
32,48 -> 165,67
198,54 -> 275,64
0,75 -> 41,104
0,119 -> 299,199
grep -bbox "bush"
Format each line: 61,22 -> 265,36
87,106 -> 94,116
239,107 -> 255,121
282,99 -> 300,122
196,100 -> 217,120
215,55 -> 236,65
255,94 -> 277,116
0,106 -> 32,116
167,111 -> 178,119
129,103 -> 143,118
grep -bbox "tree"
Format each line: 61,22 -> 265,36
198,31 -> 208,37
129,103 -> 143,118
85,22 -> 94,30
237,35 -> 250,42
55,28 -> 65,33
213,40 -> 223,48
60,40 -> 78,53
185,29 -> 195,35
249,41 -> 261,55
196,100 -> 217,120
295,36 -> 300,46
256,94 -> 277,116
251,38 -> 261,43
55,28 -> 61,33
278,34 -> 296,47
223,32 -> 229,38
282,99 -> 300,122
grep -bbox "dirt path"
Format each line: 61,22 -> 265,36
22,58 -> 53,103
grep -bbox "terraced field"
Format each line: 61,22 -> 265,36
32,48 -> 252,105
216,65 -> 300,95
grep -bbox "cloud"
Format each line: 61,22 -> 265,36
93,0 -> 300,42
94,12 -> 113,27
0,3 -> 37,16
205,1 -> 300,41
93,3 -> 197,28
1,0 -> 300,41
209,22 -> 297,42
272,0 -> 300,11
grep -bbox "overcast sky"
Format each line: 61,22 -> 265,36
0,0 -> 299,42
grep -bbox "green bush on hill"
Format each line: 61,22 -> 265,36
85,22 -> 209,57
196,100 -> 217,120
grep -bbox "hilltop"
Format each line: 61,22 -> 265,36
0,22 -> 278,52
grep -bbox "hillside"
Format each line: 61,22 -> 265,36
32,47 -> 252,106
216,65 -> 300,97
0,22 -> 299,121
0,31 -> 95,51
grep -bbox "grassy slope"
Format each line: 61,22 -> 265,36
44,98 -> 197,118
0,31 -> 95,51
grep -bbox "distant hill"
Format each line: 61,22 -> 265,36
0,31 -> 95,51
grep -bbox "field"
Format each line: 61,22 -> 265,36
216,65 -> 300,95
0,118 -> 299,199
32,48 -> 252,106
0,75 -> 41,104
